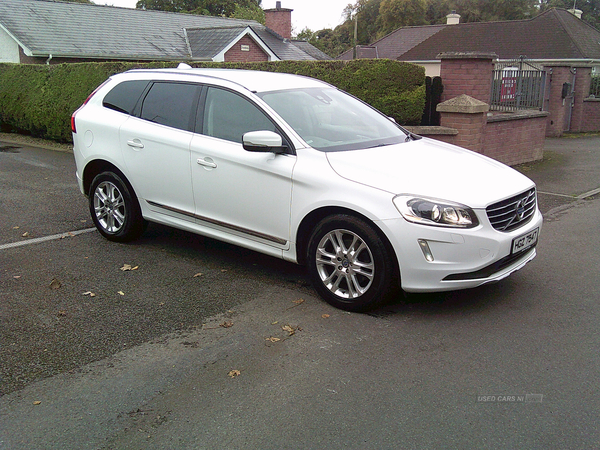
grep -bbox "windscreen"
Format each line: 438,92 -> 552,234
258,88 -> 408,152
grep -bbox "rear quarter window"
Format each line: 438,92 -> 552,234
102,80 -> 149,115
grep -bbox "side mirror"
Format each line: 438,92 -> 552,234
242,131 -> 286,154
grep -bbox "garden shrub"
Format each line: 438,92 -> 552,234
0,59 -> 425,143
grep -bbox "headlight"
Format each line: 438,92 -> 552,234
393,195 -> 479,228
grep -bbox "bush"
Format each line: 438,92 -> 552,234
0,59 -> 425,143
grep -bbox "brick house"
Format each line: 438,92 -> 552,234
0,0 -> 330,64
337,8 -> 600,77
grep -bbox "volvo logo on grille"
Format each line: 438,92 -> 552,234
515,199 -> 526,221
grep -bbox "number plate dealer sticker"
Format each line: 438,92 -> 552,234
512,228 -> 539,254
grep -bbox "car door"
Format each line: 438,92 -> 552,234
120,81 -> 201,221
190,86 -> 295,249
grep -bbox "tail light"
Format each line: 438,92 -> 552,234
71,80 -> 109,134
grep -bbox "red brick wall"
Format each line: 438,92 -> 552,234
224,35 -> 269,62
545,66 -> 573,137
440,55 -> 494,104
483,115 -> 547,165
439,111 -> 487,153
580,99 -> 600,132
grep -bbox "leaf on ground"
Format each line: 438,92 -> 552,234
322,314 -> 330,319
220,321 -> 233,328
120,264 -> 139,271
13,275 -> 21,279
13,226 -> 20,229
221,269 -> 228,273
21,232 -> 29,237
228,370 -> 241,378
266,337 -> 281,343
293,299 -> 305,305
49,278 -> 61,289
57,310 -> 67,317
82,291 -> 96,297
282,325 -> 295,336
33,401 -> 41,405
117,291 -> 125,296
193,273 -> 203,278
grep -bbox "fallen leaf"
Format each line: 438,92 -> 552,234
33,401 -> 42,405
13,275 -> 21,279
293,299 -> 305,305
82,291 -> 96,297
22,232 -> 30,237
120,264 -> 138,271
228,370 -> 241,378
221,269 -> 228,273
57,310 -> 67,317
193,273 -> 203,278
159,302 -> 165,306
49,278 -> 61,289
220,321 -> 233,328
266,337 -> 281,343
118,291 -> 125,296
322,314 -> 330,319
282,325 -> 295,336
13,226 -> 20,229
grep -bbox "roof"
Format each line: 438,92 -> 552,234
124,67 -> 330,93
0,0 -> 329,61
337,8 -> 600,63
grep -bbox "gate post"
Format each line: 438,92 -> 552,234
543,64 -> 576,137
438,51 -> 497,104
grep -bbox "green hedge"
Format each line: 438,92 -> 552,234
0,59 -> 425,143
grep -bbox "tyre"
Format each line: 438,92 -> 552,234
307,214 -> 396,312
89,171 -> 145,242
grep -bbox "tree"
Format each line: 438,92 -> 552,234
136,0 -> 263,18
377,0 -> 428,36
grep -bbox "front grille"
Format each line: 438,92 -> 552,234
486,188 -> 536,232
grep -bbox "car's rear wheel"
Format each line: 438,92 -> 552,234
307,214 -> 395,312
89,171 -> 144,242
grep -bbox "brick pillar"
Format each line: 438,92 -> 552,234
544,65 -> 574,137
438,52 -> 497,104
569,66 -> 593,133
264,2 -> 293,39
437,94 -> 489,153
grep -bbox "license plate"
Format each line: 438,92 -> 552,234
512,228 -> 539,254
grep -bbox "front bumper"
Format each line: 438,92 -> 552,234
379,208 -> 543,293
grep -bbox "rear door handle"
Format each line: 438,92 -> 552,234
127,139 -> 144,149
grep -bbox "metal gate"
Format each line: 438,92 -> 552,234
490,57 -> 546,112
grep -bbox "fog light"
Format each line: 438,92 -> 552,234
418,239 -> 434,262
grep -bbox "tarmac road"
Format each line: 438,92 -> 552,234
1,135 -> 599,449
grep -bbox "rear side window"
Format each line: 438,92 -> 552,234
102,80 -> 149,115
140,82 -> 200,132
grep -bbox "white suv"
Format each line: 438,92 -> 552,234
71,66 -> 542,312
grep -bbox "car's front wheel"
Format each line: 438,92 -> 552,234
89,171 -> 145,242
307,214 -> 396,312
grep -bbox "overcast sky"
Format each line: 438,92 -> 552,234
92,0 -> 350,33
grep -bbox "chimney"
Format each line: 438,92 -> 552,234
568,8 -> 583,19
264,2 -> 293,39
446,11 -> 461,25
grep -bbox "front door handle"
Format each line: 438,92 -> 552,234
197,158 -> 217,169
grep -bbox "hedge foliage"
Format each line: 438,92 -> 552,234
0,59 -> 425,143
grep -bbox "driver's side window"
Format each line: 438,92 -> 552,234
201,87 -> 277,144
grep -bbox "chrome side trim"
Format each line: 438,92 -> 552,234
146,200 -> 288,246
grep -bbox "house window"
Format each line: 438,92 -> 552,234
241,45 -> 250,52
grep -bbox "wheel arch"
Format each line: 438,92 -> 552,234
83,159 -> 132,198
296,206 -> 401,286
